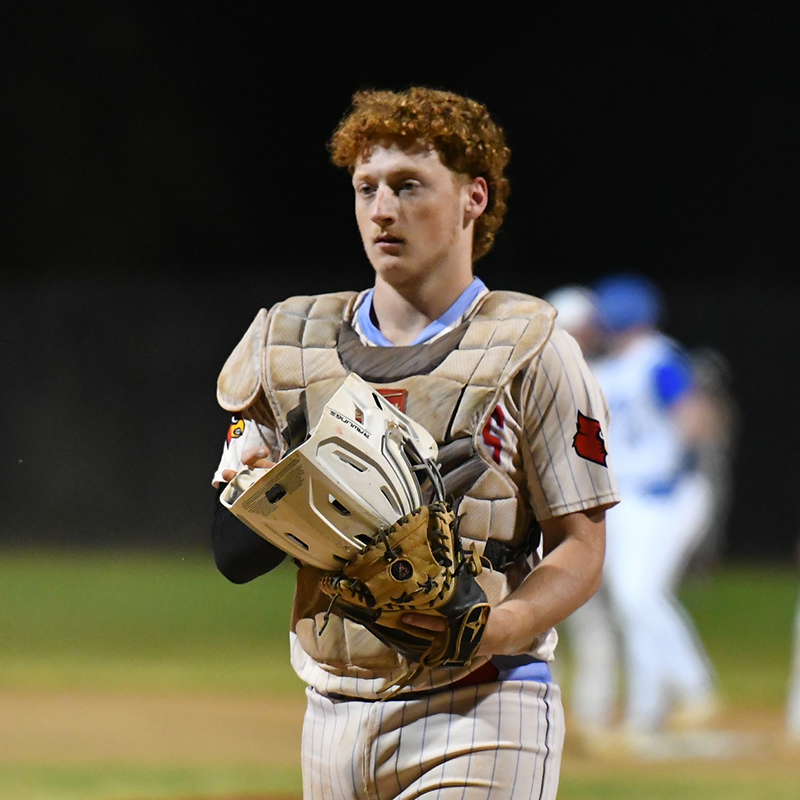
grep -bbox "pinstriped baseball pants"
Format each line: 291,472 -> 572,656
301,680 -> 564,800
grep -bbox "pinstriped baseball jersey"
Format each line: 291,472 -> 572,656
214,282 -> 617,800
215,287 -> 618,695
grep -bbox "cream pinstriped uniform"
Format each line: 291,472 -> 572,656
215,281 -> 618,799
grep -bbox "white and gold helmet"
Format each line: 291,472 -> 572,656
220,373 -> 443,570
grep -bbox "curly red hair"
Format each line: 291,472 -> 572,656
329,87 -> 511,262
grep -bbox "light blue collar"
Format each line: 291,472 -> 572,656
357,278 -> 488,347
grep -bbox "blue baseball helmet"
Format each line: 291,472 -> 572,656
592,274 -> 663,332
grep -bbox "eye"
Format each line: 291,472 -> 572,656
356,183 -> 376,197
398,180 -> 419,193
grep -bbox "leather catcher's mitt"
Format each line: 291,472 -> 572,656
319,499 -> 491,671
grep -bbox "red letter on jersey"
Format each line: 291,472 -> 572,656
572,411 -> 608,466
482,405 -> 505,465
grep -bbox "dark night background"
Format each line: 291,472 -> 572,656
1,5 -> 798,560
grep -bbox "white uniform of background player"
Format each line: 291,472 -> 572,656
210,87 -> 619,799
548,277 -> 718,739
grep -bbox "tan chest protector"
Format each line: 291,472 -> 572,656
218,290 -> 556,670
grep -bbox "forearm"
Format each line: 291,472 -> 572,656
211,491 -> 287,583
478,509 -> 606,656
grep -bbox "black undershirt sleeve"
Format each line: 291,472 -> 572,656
211,488 -> 286,583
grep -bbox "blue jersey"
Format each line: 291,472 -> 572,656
591,333 -> 694,492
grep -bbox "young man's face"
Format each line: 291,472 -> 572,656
351,140 -> 484,289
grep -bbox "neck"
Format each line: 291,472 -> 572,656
371,270 -> 474,346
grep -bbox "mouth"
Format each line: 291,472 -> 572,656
375,233 -> 404,247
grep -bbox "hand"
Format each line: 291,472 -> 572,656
404,609 -> 504,658
400,613 -> 449,656
401,613 -> 447,634
221,447 -> 276,483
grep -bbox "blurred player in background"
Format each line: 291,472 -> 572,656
548,275 -> 730,748
543,285 -> 605,362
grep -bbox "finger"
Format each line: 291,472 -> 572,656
221,469 -> 237,482
240,447 -> 277,470
401,613 -> 447,632
241,446 -> 270,465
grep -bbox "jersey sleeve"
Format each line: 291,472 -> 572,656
518,326 -> 620,519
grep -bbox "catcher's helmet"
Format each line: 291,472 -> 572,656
220,374 -> 443,570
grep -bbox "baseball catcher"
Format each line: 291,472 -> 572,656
212,86 -> 619,800
220,373 -> 491,689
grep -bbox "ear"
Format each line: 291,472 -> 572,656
463,176 -> 489,222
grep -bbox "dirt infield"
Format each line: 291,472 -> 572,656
0,689 -> 305,767
0,688 -> 306,800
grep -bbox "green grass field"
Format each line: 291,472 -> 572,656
0,548 -> 798,800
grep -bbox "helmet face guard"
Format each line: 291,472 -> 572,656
221,374 -> 443,570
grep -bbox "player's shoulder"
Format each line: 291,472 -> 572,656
217,308 -> 269,412
269,290 -> 360,319
533,324 -> 595,376
477,289 -> 556,321
647,333 -> 695,398
217,291 -> 360,412
645,332 -> 692,370
468,291 -> 558,378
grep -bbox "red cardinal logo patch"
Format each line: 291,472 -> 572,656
226,415 -> 245,445
572,411 -> 608,466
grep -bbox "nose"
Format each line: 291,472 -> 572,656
370,185 -> 397,226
